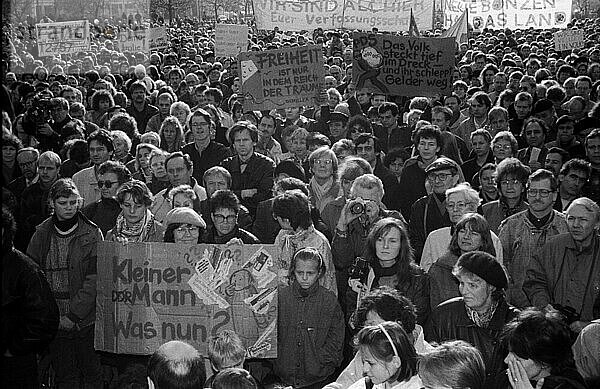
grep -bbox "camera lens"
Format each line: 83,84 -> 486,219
350,202 -> 364,214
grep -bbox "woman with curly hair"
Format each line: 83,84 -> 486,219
87,89 -> 115,127
108,112 -> 141,152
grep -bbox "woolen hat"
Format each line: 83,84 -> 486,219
456,251 -> 508,290
164,208 -> 206,229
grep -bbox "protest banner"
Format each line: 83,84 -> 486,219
148,26 -> 168,52
238,44 -> 325,111
215,24 -> 249,57
35,20 -> 90,56
554,29 -> 585,52
442,0 -> 572,30
96,242 -> 278,357
114,28 -> 148,53
352,32 -> 454,97
253,0 -> 433,32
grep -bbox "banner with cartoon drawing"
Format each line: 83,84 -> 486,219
352,32 -> 455,97
95,242 -> 278,357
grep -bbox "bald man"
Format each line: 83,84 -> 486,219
147,341 -> 206,389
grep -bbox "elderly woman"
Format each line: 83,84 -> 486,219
163,207 -> 207,244
425,251 -> 519,383
422,183 -> 503,269
159,116 -> 185,153
110,130 -> 133,165
202,189 -> 260,244
428,213 -> 498,308
108,113 -> 141,153
273,190 -> 337,295
106,180 -> 164,242
169,184 -> 197,209
147,148 -> 170,195
308,146 -> 341,213
491,131 -> 519,164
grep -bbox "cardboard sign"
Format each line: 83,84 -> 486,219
35,20 -> 90,56
442,0 -> 572,30
352,32 -> 454,97
115,28 -> 148,53
215,24 -> 249,57
95,242 -> 278,357
238,44 -> 325,111
253,0 -> 433,31
148,27 -> 168,52
554,29 -> 585,52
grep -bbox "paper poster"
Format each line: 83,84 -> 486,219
114,28 -> 148,53
253,0 -> 433,31
215,24 -> 249,57
352,32 -> 454,96
35,20 -> 90,56
442,0 -> 572,30
238,44 -> 325,111
148,26 -> 168,52
95,242 -> 278,357
554,29 -> 585,52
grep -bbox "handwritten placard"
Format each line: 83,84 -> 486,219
352,32 -> 454,97
554,29 -> 585,52
238,44 -> 324,111
114,28 -> 148,53
148,27 -> 168,52
215,24 -> 249,57
36,20 -> 90,56
95,242 -> 278,356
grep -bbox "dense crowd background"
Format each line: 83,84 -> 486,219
1,8 -> 600,389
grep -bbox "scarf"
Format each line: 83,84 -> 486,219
52,212 -> 79,235
113,209 -> 155,242
466,299 -> 499,328
310,176 -> 334,212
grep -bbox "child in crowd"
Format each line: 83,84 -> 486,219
206,330 -> 247,388
274,247 -> 344,388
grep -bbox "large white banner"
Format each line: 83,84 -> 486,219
35,20 -> 90,56
253,0 -> 433,31
442,0 -> 572,30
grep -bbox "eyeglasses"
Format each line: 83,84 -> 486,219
494,144 -> 512,150
213,214 -> 237,223
191,122 -> 210,128
314,159 -> 333,165
427,172 -> 453,182
96,180 -> 119,188
446,202 -> 473,210
175,225 -> 199,234
500,179 -> 521,187
527,189 -> 553,198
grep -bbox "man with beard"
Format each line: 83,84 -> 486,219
125,81 -> 158,133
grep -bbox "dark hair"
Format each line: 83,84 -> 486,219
91,89 -> 114,111
274,177 -> 309,196
449,213 -> 496,257
521,117 -> 549,138
470,91 -> 492,110
88,129 -> 115,152
354,133 -> 382,153
147,341 -> 206,389
353,286 -> 416,333
383,148 -> 410,168
546,147 -> 569,165
229,121 -> 259,144
559,158 -> 591,178
165,151 -> 193,171
355,321 -> 418,383
378,102 -> 399,116
527,169 -> 558,192
585,128 -> 600,147
116,180 -> 153,207
272,191 -> 312,230
109,113 -> 140,140
209,190 -> 240,214
496,158 -> 531,193
502,308 -> 576,375
414,125 -> 443,148
347,115 -> 373,135
2,204 -> 17,248
205,88 -> 223,104
98,160 -> 132,184
67,139 -> 90,164
213,368 -> 257,389
2,133 -> 23,151
365,218 -> 416,284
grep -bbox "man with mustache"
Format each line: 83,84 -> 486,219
498,169 -> 568,309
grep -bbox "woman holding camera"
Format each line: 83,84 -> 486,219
347,217 -> 430,326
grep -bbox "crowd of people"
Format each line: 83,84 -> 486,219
1,9 -> 600,389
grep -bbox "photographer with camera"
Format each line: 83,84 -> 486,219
331,174 -> 406,310
524,197 -> 600,334
22,96 -> 84,153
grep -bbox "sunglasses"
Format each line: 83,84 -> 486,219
97,180 -> 118,188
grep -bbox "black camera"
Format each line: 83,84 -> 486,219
349,199 -> 366,215
552,304 -> 581,325
349,256 -> 369,283
28,96 -> 52,125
